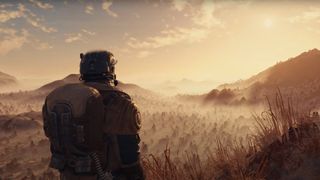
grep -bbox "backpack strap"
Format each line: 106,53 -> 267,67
84,82 -> 131,99
43,83 -> 105,174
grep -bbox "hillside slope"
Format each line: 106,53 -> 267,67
0,71 -> 18,87
37,74 -> 156,97
218,49 -> 320,90
205,49 -> 320,105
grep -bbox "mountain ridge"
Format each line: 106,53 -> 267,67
0,71 -> 18,87
218,48 -> 320,90
205,48 -> 320,105
37,74 -> 156,97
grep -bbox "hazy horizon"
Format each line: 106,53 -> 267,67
1,0 -> 320,93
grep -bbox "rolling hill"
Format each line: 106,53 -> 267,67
156,79 -> 219,95
0,74 -> 157,115
204,49 -> 320,105
218,48 -> 320,90
37,74 -> 156,97
0,71 -> 18,88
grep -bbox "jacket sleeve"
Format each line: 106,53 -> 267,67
103,92 -> 141,134
113,102 -> 144,179
113,134 -> 145,180
103,92 -> 144,179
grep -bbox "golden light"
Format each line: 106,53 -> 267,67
263,18 -> 273,28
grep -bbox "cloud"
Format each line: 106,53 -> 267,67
191,1 -> 222,28
0,10 -> 22,23
0,4 -> 57,33
172,0 -> 189,12
35,41 -> 53,50
127,27 -> 210,49
19,4 -> 57,33
288,8 -> 320,23
137,51 -> 152,58
0,4 -> 54,53
126,1 -> 222,52
65,33 -> 83,43
0,4 -> 14,9
29,0 -> 54,10
65,29 -> 96,43
0,28 -> 29,56
25,16 -> 57,33
307,27 -> 320,34
133,13 -> 140,19
85,5 -> 94,14
0,4 -> 24,23
102,1 -> 118,18
81,29 -> 96,36
171,0 -> 223,28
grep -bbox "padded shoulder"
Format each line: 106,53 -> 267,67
84,82 -> 131,100
84,82 -> 140,134
45,83 -> 101,118
103,96 -> 141,134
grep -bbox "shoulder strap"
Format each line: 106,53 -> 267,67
84,82 -> 131,100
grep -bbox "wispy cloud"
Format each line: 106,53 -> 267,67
172,0 -> 189,12
18,4 -> 57,33
81,29 -> 96,36
0,4 -> 24,23
102,0 -> 118,18
29,0 -> 54,10
65,33 -> 83,43
0,3 -> 56,54
65,29 -> 96,43
25,17 -> 57,33
191,1 -> 222,28
34,40 -> 53,50
137,51 -> 152,58
0,4 -> 57,33
85,5 -> 94,14
0,4 -> 14,9
127,27 -> 210,49
0,28 -> 29,55
288,8 -> 320,23
125,1 -> 222,58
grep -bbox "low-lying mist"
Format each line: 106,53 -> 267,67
0,81 -> 318,179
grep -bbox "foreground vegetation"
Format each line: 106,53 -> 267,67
0,91 -> 319,179
143,91 -> 320,180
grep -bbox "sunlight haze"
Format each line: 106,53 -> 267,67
0,0 -> 320,92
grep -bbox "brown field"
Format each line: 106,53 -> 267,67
0,87 -> 319,179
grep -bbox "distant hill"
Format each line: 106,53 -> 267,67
204,49 -> 320,105
263,48 -> 320,87
0,111 -> 41,132
0,71 -> 18,87
219,48 -> 320,90
37,74 -> 156,97
0,74 -> 157,115
37,74 -> 80,92
157,79 -> 219,95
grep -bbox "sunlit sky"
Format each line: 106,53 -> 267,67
1,0 -> 320,90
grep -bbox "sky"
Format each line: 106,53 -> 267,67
0,0 -> 320,91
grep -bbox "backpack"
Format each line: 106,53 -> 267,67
42,83 -> 106,174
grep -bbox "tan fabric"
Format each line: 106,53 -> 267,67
51,82 -> 141,177
46,83 -> 100,118
85,82 -> 118,92
85,82 -> 142,135
103,97 -> 141,134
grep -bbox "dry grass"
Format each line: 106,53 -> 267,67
1,89 -> 319,179
142,90 -> 320,180
143,147 -> 215,180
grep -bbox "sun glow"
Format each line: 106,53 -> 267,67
264,18 -> 273,28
